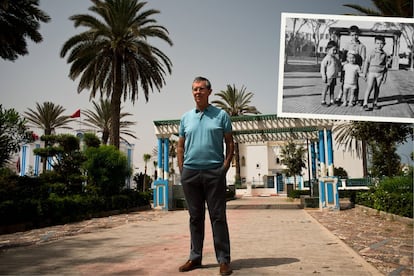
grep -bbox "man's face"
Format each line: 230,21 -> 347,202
192,81 -> 211,105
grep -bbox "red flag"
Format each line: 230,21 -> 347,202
70,109 -> 81,118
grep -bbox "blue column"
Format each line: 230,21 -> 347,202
311,142 -> 316,179
20,145 -> 27,176
154,137 -> 162,206
326,129 -> 334,176
34,144 -> 40,176
318,129 -> 326,177
127,148 -> 132,189
163,138 -> 169,209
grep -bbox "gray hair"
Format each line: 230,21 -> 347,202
193,76 -> 211,89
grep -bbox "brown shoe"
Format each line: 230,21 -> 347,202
219,263 -> 233,275
178,259 -> 202,272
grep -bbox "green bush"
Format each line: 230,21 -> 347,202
288,189 -> 310,198
356,175 -> 413,218
0,189 -> 151,230
338,189 -> 368,204
83,145 -> 131,196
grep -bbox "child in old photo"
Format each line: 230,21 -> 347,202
362,36 -> 388,111
320,40 -> 341,106
340,51 -> 363,106
335,25 -> 366,105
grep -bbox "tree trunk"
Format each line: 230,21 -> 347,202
110,54 -> 122,149
362,140 -> 368,177
143,164 -> 147,191
102,129 -> 109,145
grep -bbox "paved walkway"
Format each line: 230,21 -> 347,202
0,197 -> 386,276
281,60 -> 414,122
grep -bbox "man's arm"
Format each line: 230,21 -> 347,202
223,132 -> 234,172
177,136 -> 185,173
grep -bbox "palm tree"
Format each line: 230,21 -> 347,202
143,153 -> 151,191
60,0 -> 173,149
0,0 -> 50,61
24,102 -> 74,136
334,121 -> 413,177
333,121 -> 369,177
82,98 -> 137,145
212,84 -> 260,185
168,139 -> 177,175
344,0 -> 413,17
24,102 -> 74,171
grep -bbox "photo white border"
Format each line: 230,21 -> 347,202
277,12 -> 414,124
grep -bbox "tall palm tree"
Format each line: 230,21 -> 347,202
344,0 -> 413,17
82,98 -> 137,145
60,0 -> 173,149
24,101 -> 74,171
212,84 -> 261,185
0,0 -> 50,61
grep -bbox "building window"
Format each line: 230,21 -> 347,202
241,156 -> 246,167
276,157 -> 280,164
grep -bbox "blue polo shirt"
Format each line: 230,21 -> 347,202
179,105 -> 232,170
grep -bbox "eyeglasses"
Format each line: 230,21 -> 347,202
192,87 -> 208,92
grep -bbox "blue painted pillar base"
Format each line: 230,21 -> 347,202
153,179 -> 169,210
319,177 -> 340,211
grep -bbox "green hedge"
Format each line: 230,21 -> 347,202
0,191 -> 152,231
356,175 -> 413,218
288,189 -> 310,198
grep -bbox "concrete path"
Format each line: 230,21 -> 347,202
0,197 -> 382,276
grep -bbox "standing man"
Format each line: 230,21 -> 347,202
177,76 -> 234,275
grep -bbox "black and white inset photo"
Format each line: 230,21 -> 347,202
277,13 -> 414,123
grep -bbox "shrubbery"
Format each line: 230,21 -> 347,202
356,174 -> 413,218
288,189 -> 310,198
286,172 -> 412,219
0,173 -> 152,230
0,132 -> 152,234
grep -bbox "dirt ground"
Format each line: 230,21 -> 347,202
307,206 -> 413,276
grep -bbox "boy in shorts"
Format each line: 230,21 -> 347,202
320,40 -> 341,106
341,51 -> 363,106
362,36 -> 388,111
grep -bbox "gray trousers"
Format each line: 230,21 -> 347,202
180,166 -> 231,264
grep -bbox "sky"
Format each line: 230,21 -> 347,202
2,0 -> 411,172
